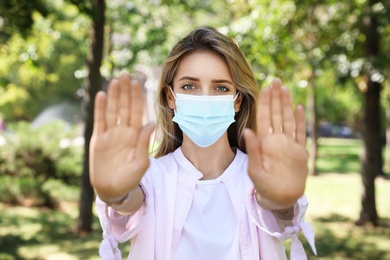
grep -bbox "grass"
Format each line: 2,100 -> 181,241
300,174 -> 390,260
298,138 -> 390,259
316,138 -> 362,174
0,204 -> 103,260
1,138 -> 389,259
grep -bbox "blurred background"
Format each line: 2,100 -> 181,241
0,0 -> 389,259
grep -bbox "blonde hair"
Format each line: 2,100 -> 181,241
154,26 -> 259,158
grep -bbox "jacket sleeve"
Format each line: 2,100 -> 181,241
95,157 -> 158,260
96,190 -> 148,260
247,187 -> 317,260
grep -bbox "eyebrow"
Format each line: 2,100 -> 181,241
178,76 -> 234,85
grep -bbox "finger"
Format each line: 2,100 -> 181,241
243,129 -> 263,179
281,87 -> 295,137
130,79 -> 145,130
295,105 -> 306,146
93,91 -> 107,134
135,122 -> 156,173
271,78 -> 283,133
257,87 -> 271,140
119,74 -> 132,126
106,79 -> 120,129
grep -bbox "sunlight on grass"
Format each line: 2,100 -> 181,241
19,245 -> 61,259
305,174 -> 361,219
0,203 -> 103,260
303,173 -> 390,260
376,178 -> 390,216
316,138 -> 362,174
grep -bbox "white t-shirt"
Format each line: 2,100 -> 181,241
175,174 -> 241,260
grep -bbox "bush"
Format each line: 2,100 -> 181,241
0,121 -> 83,208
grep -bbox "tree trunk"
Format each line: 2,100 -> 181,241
74,0 -> 105,234
358,79 -> 380,226
307,75 -> 317,176
357,0 -> 380,226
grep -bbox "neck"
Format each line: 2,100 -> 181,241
181,134 -> 235,180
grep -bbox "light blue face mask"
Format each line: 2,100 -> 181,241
170,88 -> 239,148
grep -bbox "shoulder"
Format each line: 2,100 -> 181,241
149,151 -> 177,173
236,149 -> 254,187
140,151 -> 179,190
235,148 -> 248,160
147,147 -> 186,176
232,148 -> 248,170
223,148 -> 251,184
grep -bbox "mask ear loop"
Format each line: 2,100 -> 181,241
167,86 -> 183,145
233,92 -> 240,115
233,91 -> 240,101
169,86 -> 177,114
169,86 -> 177,100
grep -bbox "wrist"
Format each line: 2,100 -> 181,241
106,185 -> 145,215
254,190 -> 295,211
99,192 -> 129,205
110,192 -> 133,215
272,206 -> 294,220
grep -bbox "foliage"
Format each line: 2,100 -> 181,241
103,0 -> 231,76
0,0 -> 232,121
0,0 -> 89,121
225,0 -> 390,133
0,121 -> 83,207
0,0 -> 49,42
1,0 -> 389,234
1,0 -> 388,126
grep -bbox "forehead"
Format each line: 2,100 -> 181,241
174,51 -> 232,81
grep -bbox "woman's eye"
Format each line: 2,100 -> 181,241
182,84 -> 196,90
216,86 -> 229,92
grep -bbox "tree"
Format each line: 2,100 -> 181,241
0,0 -> 254,221
66,0 -> 106,233
227,0 -> 389,226
72,0 -> 232,233
332,0 -> 389,226
356,0 -> 383,226
227,0 -> 348,175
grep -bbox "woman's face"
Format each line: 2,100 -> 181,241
167,51 -> 242,112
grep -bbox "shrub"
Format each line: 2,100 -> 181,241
0,121 -> 83,208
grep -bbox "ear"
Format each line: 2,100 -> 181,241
234,92 -> 242,112
166,86 -> 176,110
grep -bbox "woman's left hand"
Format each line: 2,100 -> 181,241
244,78 -> 308,210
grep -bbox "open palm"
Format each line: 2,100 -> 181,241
244,78 -> 308,210
89,74 -> 155,202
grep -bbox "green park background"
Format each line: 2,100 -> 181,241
1,0 -> 390,259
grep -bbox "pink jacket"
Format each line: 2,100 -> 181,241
97,148 -> 316,259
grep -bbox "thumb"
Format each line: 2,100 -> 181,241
243,128 -> 263,180
135,122 -> 156,172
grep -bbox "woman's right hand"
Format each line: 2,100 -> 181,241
89,74 -> 155,202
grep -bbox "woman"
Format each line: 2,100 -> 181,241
91,26 -> 316,259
